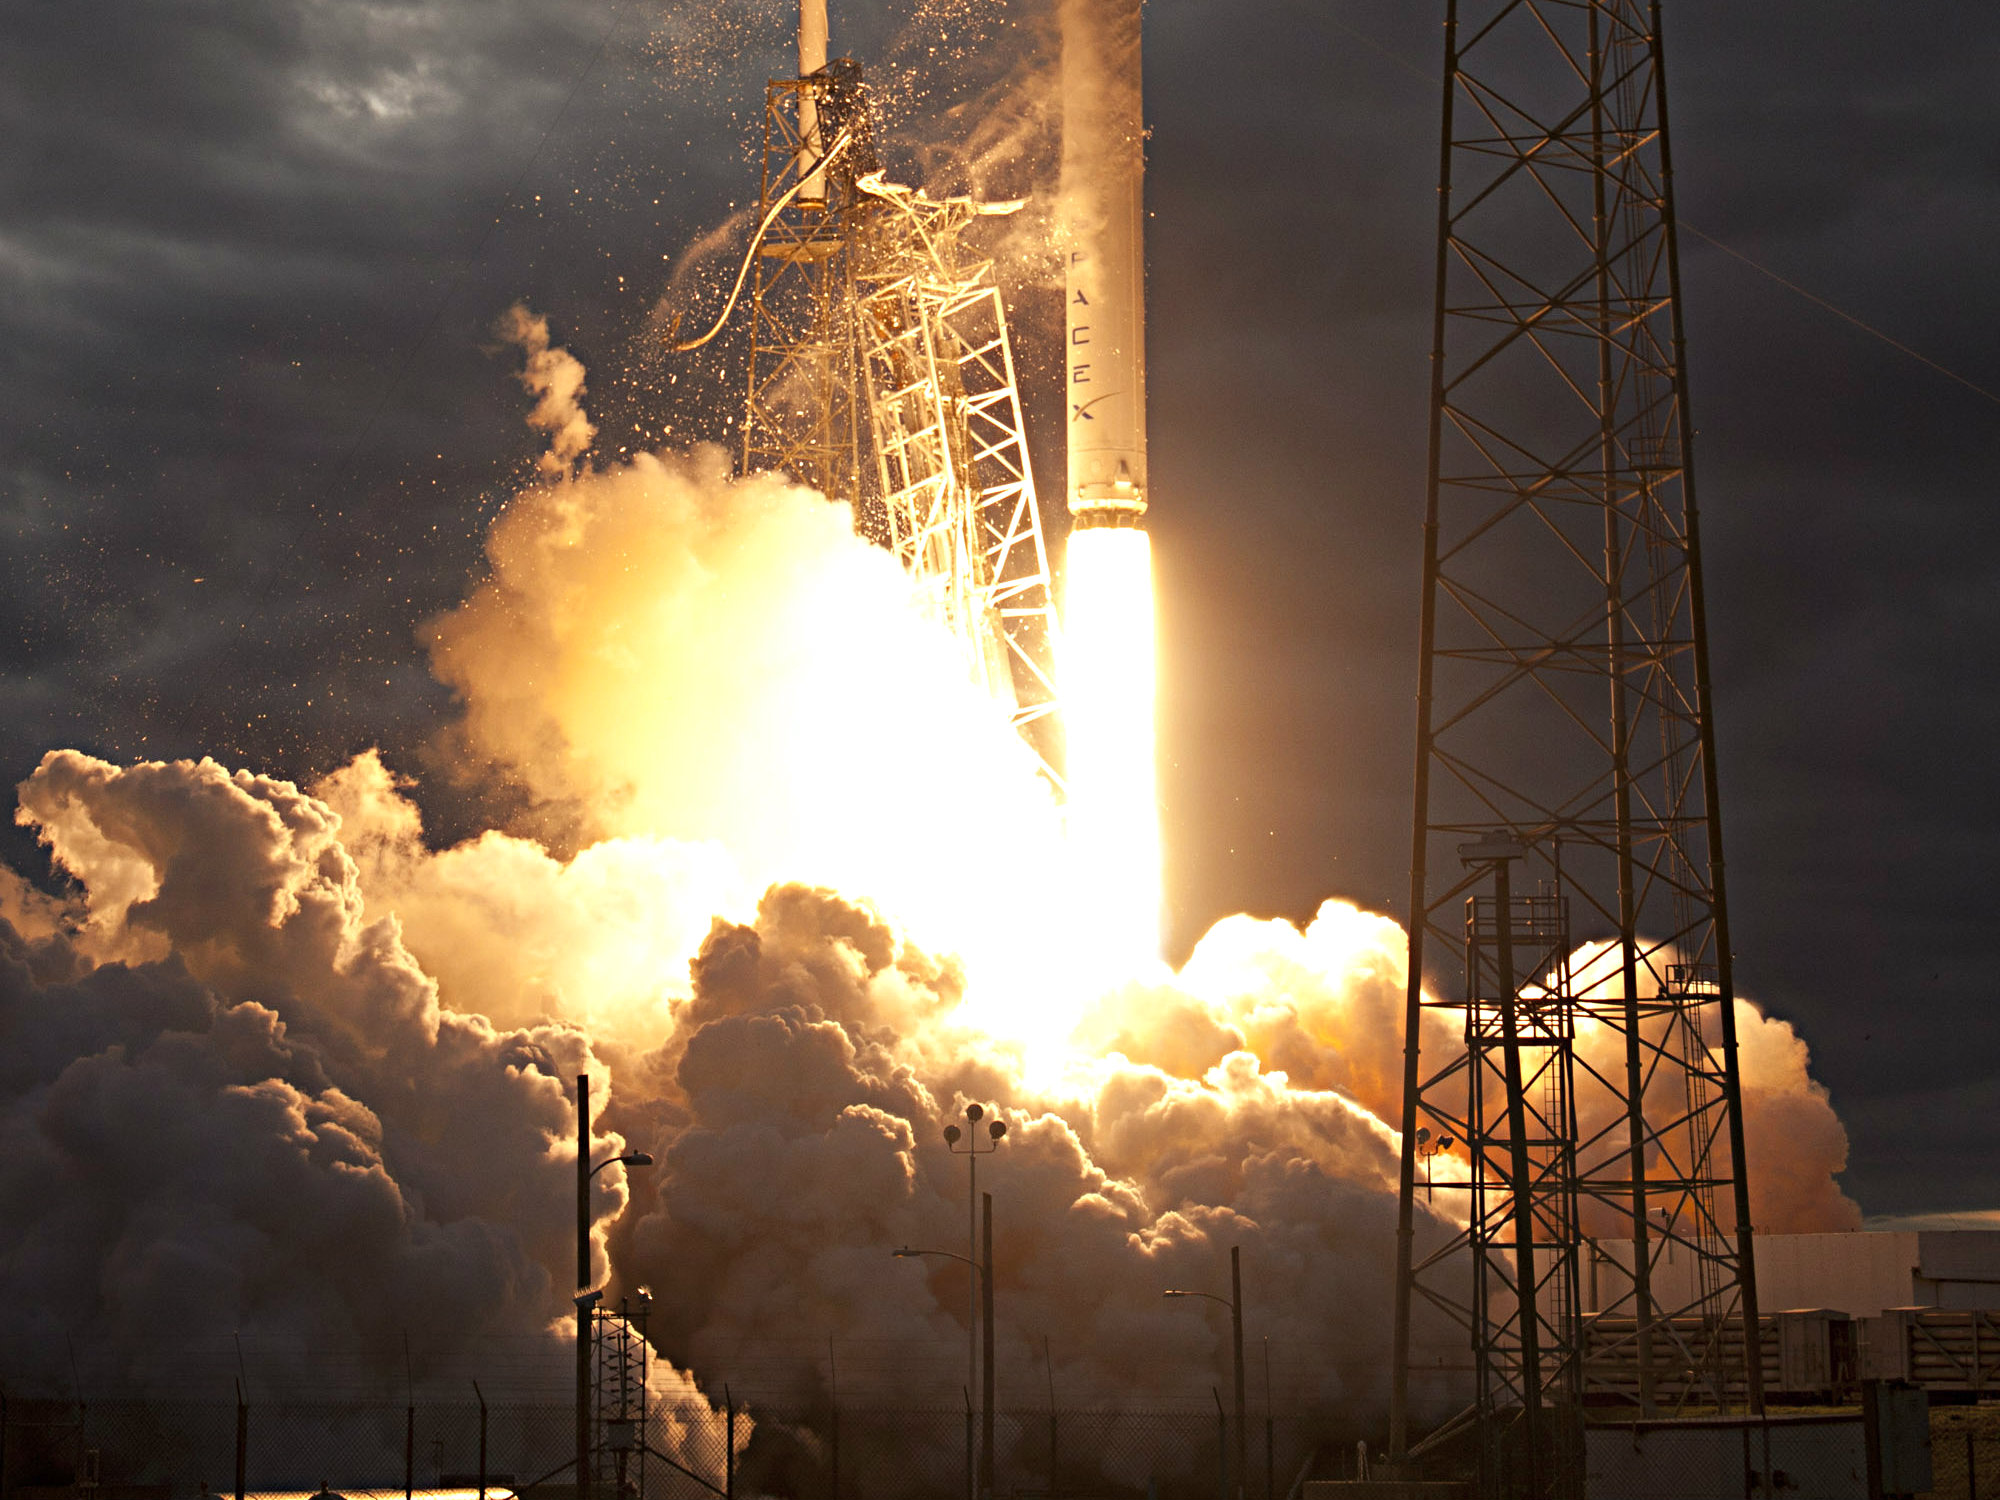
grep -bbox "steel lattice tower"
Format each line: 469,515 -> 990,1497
735,60 -> 1062,782
592,1300 -> 653,1500
852,179 -> 1062,763
1387,2 -> 1763,1491
743,64 -> 873,509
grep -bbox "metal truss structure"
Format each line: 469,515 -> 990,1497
743,64 -> 873,508
738,65 -> 1062,780
1387,2 -> 1763,1494
852,177 -> 1062,764
593,1299 -> 654,1500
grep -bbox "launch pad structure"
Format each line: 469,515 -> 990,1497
1388,2 -> 1764,1497
726,40 -> 1063,782
668,0 -> 1166,954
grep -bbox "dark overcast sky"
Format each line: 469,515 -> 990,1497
3,0 -> 1995,1218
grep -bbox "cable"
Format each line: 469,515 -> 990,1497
666,128 -> 857,352
1678,221 -> 2000,410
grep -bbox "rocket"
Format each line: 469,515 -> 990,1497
797,0 -> 830,202
1058,0 -> 1162,964
1060,0 -> 1147,529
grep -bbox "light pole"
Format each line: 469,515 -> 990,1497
893,1196 -> 996,1500
943,1103 -> 1005,1486
1458,834 -> 1543,1492
576,1073 -> 655,1500
1166,1244 -> 1245,1500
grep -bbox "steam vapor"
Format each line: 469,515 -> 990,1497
0,319 -> 1858,1456
497,303 -> 598,477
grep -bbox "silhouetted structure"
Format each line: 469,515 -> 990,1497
1387,3 -> 1763,1495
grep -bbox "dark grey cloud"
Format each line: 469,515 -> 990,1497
2,0 -> 1994,1231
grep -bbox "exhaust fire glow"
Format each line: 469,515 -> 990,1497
1062,525 -> 1162,969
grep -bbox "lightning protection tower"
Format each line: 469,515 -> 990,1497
709,30 -> 1062,781
592,1296 -> 652,1500
1387,2 -> 1763,1494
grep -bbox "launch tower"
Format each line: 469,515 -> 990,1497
676,0 -> 1166,957
686,5 -> 1063,780
1387,3 -> 1762,1494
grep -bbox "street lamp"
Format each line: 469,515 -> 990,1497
576,1073 -> 655,1500
1413,1127 -> 1454,1202
1165,1244 -> 1245,1500
894,1197 -> 998,1500
892,1247 -> 982,1271
943,1106 -> 1005,1437
893,1243 -> 987,1400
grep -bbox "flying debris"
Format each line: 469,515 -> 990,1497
662,0 -> 1163,964
666,0 -> 1063,788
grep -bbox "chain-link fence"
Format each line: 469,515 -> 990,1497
1928,1403 -> 2000,1500
0,1398 -> 1353,1500
1577,1404 -> 2000,1500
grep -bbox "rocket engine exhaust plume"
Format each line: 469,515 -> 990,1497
1063,527 -> 1162,967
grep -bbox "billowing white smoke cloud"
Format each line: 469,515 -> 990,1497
0,315 -> 1856,1472
611,880 -> 1432,1424
419,432 -> 1076,1032
1078,911 -> 1860,1235
0,752 -> 634,1396
0,749 -> 1457,1430
317,748 -> 745,1039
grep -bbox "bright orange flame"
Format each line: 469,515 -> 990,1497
1062,525 -> 1162,969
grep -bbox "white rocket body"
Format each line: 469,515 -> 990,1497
797,0 -> 830,202
1061,0 -> 1147,524
1059,0 -> 1161,965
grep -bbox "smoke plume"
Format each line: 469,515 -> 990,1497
0,320 -> 1858,1459
497,302 -> 598,476
1,751 -> 628,1395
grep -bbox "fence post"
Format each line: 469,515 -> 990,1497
725,1386 -> 735,1500
233,1380 -> 247,1500
1044,1336 -> 1057,1496
474,1381 -> 488,1500
1213,1388 -> 1227,1500
964,1388 -> 974,1500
